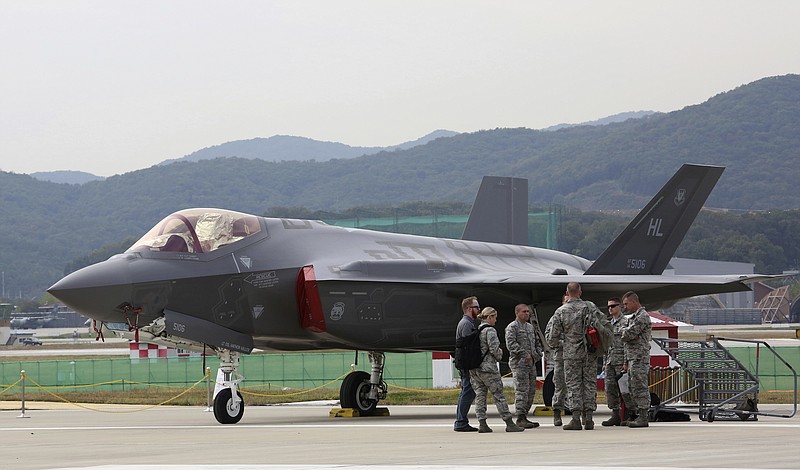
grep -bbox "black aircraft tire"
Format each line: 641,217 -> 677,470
340,371 -> 377,416
542,370 -> 555,407
213,388 -> 245,424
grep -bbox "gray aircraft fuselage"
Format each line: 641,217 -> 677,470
48,204 -> 753,355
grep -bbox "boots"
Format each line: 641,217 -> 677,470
523,416 -> 540,428
628,409 -> 650,428
602,409 -> 622,427
582,410 -> 594,430
478,418 -> 492,433
504,417 -> 524,432
620,408 -> 634,426
562,412 -> 582,430
516,416 -> 537,429
553,408 -> 562,427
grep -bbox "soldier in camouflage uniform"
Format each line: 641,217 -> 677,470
546,282 -> 611,430
621,291 -> 652,428
470,307 -> 524,433
602,297 -> 628,426
544,295 -> 570,426
505,303 -> 543,429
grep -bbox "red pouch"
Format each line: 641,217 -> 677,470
586,325 -> 601,352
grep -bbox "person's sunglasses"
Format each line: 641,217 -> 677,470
607,304 -> 620,309
470,305 -> 481,310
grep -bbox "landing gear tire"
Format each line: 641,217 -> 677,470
214,388 -> 245,424
543,370 -> 555,407
340,371 -> 377,416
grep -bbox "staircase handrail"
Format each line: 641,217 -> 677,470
714,337 -> 797,419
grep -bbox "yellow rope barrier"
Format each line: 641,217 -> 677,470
0,377 -> 23,395
649,370 -> 679,388
34,379 -> 127,391
387,383 -> 457,392
9,365 -> 723,411
238,372 -> 349,398
21,370 -> 210,413
116,379 -> 187,389
386,370 -> 517,393
18,378 -> 204,392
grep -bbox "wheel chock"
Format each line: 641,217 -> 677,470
329,408 -> 360,418
532,405 -> 554,416
329,407 -> 391,418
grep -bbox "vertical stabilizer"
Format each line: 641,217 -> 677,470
462,176 -> 528,245
584,164 -> 724,275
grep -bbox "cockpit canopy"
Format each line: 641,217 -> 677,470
128,208 -> 262,254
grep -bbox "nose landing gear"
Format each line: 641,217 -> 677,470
213,349 -> 245,424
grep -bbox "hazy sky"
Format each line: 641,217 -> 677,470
1,1 -> 798,176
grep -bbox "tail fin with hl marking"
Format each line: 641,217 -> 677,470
584,164 -> 724,275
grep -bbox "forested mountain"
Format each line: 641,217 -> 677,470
160,130 -> 459,165
30,171 -> 105,185
1,74 -> 799,299
143,74 -> 798,212
543,110 -> 656,131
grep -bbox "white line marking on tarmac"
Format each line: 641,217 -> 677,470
3,422 -> 800,432
46,466 -> 795,470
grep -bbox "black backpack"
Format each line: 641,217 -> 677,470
454,324 -> 491,370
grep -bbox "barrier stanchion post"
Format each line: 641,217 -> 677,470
18,370 -> 30,419
205,367 -> 212,412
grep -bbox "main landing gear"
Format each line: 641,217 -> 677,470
213,349 -> 245,424
339,351 -> 387,415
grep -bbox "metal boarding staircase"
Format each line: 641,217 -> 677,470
652,336 -> 797,422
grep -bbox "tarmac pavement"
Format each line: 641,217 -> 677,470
1,403 -> 798,470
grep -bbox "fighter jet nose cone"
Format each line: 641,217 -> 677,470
48,257 -> 134,322
47,272 -> 82,294
52,255 -> 135,291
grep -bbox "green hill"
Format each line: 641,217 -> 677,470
137,74 -> 800,212
159,130 -> 459,164
1,74 -> 799,299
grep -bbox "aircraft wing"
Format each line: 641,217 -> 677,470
318,255 -> 763,310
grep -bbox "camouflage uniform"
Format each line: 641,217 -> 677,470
604,314 -> 627,410
470,323 -> 513,421
544,323 -> 567,411
505,319 -> 542,419
621,306 -> 652,411
545,298 -> 609,413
